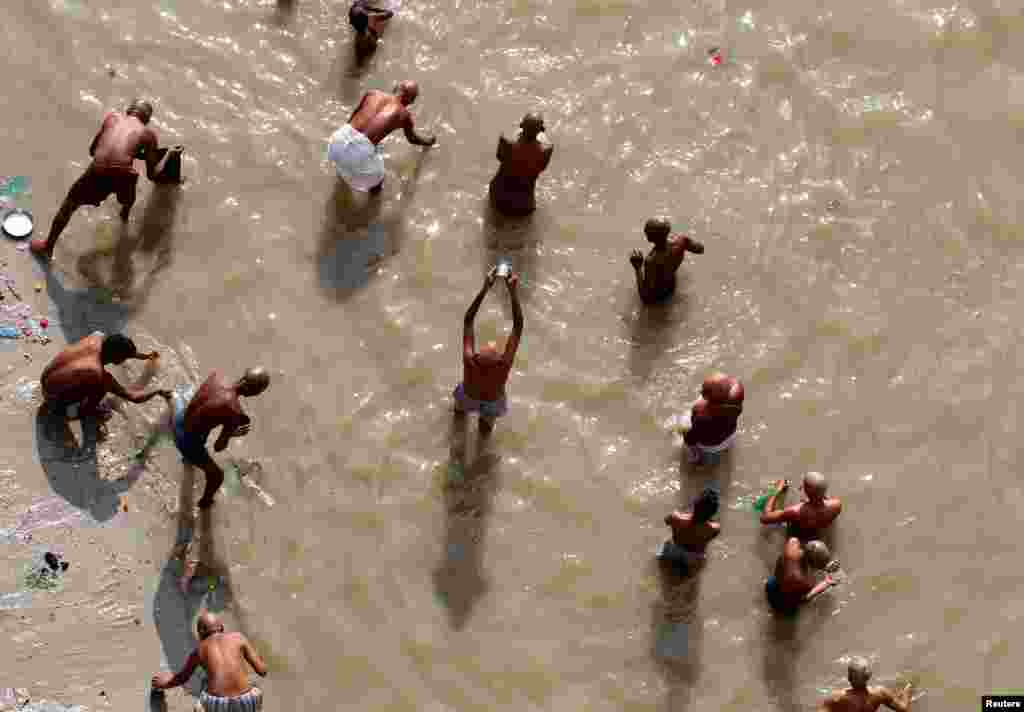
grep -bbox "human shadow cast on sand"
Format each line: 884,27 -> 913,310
431,412 -> 502,631
317,151 -> 427,299
33,404 -> 141,523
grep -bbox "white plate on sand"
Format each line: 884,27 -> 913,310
1,209 -> 33,239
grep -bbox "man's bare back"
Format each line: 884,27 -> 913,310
348,83 -> 435,146
820,687 -> 911,712
630,218 -> 704,304
92,112 -> 157,175
666,512 -> 720,553
198,632 -> 263,697
185,372 -> 250,444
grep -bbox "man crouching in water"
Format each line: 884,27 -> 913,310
817,658 -> 914,712
173,368 -> 270,509
629,217 -> 704,305
489,113 -> 553,217
765,538 -> 837,616
41,332 -> 170,422
152,612 -> 267,711
683,372 -> 743,465
658,488 -> 721,574
455,268 -> 523,435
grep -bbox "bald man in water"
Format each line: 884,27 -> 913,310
629,217 -> 704,304
455,268 -> 523,435
152,612 -> 267,711
683,372 -> 743,464
760,471 -> 842,538
489,113 -> 554,216
817,658 -> 914,712
173,368 -> 270,509
31,100 -> 182,260
328,80 -> 436,194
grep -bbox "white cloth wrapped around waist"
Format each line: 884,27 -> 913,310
327,124 -> 385,192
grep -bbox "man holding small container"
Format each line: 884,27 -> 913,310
455,263 -> 523,434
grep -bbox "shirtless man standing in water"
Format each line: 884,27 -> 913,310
629,217 -> 704,304
172,368 -> 270,509
454,268 -> 523,434
659,488 -> 721,574
760,471 -> 843,539
31,100 -> 181,260
817,658 -> 914,712
489,113 -> 554,216
765,537 -> 837,616
152,612 -> 268,711
328,80 -> 436,193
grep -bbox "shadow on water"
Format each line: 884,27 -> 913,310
317,152 -> 427,299
481,199 -> 542,305
432,412 -> 501,631
76,184 -> 181,306
650,557 -> 705,712
626,289 -> 690,383
33,404 -> 140,522
759,588 -> 832,712
273,0 -> 296,26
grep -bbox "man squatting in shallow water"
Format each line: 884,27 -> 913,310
658,488 -> 721,574
152,612 -> 268,712
629,217 -> 704,305
489,112 -> 554,217
32,99 -> 182,260
817,657 -> 914,712
348,0 -> 394,57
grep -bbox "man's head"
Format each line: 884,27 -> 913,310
803,471 -> 828,502
237,367 -> 271,397
692,487 -> 719,523
847,657 -> 872,689
196,612 -> 224,640
644,217 -> 672,245
520,112 -> 545,139
396,80 -> 419,105
803,540 -> 831,570
475,341 -> 504,367
100,334 -> 139,365
701,372 -> 732,401
126,100 -> 154,124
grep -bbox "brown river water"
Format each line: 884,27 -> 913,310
2,0 -> 1024,709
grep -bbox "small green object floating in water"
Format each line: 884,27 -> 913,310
753,494 -> 770,513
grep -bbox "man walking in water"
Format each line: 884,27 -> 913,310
328,80 -> 436,193
765,537 -> 837,616
489,113 -> 553,216
31,100 -> 182,260
455,267 -> 523,435
40,332 -> 169,420
760,472 -> 842,538
817,658 -> 914,712
349,0 -> 394,57
629,217 -> 704,304
658,488 -> 721,574
683,372 -> 743,464
172,368 -> 270,509
152,612 -> 267,711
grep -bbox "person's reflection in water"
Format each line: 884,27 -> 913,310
432,413 -> 501,630
650,551 -> 705,711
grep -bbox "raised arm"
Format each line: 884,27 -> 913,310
402,112 -> 436,147
242,637 -> 269,677
214,413 -> 251,452
496,134 -> 510,162
502,274 -> 524,364
803,574 -> 836,602
540,143 -> 554,172
881,684 -> 913,712
152,650 -> 200,689
464,271 -> 495,360
760,480 -> 791,525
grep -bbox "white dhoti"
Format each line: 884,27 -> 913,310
327,124 -> 385,191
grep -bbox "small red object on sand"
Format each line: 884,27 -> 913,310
40,319 -> 48,329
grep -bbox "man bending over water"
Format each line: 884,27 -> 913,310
152,612 -> 267,711
489,113 -> 553,216
349,0 -> 394,57
817,658 -> 914,712
760,471 -> 842,539
629,217 -> 704,304
455,268 -> 523,435
41,332 -> 169,421
683,372 -> 743,464
173,368 -> 270,509
765,537 -> 837,616
32,100 -> 182,260
658,488 -> 721,574
328,80 -> 436,193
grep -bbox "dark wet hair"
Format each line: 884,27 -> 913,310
692,488 -> 719,523
126,100 -> 153,124
644,217 -> 671,242
100,334 -> 137,364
